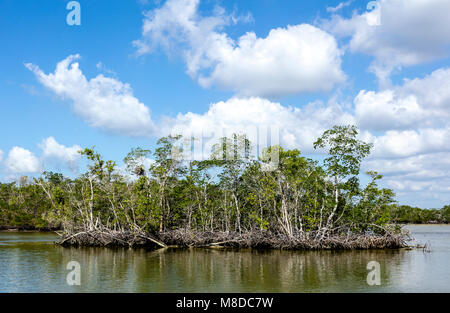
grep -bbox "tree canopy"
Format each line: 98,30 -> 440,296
0,125 -> 446,237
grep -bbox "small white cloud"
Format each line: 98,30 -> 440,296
135,0 -> 345,97
39,137 -> 82,172
96,61 -> 116,76
5,147 -> 41,174
26,55 -> 155,137
326,1 -> 353,13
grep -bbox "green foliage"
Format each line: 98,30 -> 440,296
124,147 -> 151,176
1,125 -> 444,235
313,125 -> 372,179
389,204 -> 449,224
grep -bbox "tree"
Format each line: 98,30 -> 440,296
149,135 -> 186,231
314,125 -> 373,238
210,134 -> 252,233
124,147 -> 151,177
441,205 -> 450,223
0,125 -> 409,246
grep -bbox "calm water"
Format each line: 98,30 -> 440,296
0,225 -> 449,292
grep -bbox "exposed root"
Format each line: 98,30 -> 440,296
57,228 -> 406,250
58,229 -> 166,248
158,229 -> 406,250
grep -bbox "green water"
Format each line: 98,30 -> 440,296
0,225 -> 449,292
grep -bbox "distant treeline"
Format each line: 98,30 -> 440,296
0,126 -> 425,249
0,178 -> 52,230
389,204 -> 450,224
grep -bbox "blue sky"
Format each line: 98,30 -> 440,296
1,0 -> 450,208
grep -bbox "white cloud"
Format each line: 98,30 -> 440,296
364,152 -> 450,207
39,137 -> 82,172
326,1 -> 353,13
21,48 -> 450,207
163,94 -> 449,206
164,97 -> 355,154
356,90 -> 426,130
353,67 -> 450,163
365,153 -> 450,183
5,147 -> 41,174
1,138 -> 82,176
96,61 -> 117,76
355,68 -> 450,131
135,0 -> 345,97
0,150 -> 3,163
352,67 -> 450,206
369,128 -> 450,159
323,0 -> 450,86
26,55 -> 155,136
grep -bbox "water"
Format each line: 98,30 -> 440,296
0,225 -> 449,292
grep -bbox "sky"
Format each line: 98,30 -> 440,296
0,0 -> 449,208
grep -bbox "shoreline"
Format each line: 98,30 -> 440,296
0,226 -> 60,233
2,222 -> 447,233
1,227 -> 433,251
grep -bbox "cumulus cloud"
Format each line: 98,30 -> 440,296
368,128 -> 450,159
1,138 -> 83,176
25,55 -> 155,136
355,68 -> 450,131
5,147 -> 41,174
364,152 -> 450,207
164,97 -> 355,155
0,150 -> 3,163
323,0 -> 450,86
351,67 -> 450,202
135,0 -> 345,97
39,137 -> 82,172
352,67 -> 450,167
162,93 -> 449,204
361,130 -> 450,207
22,50 -> 449,207
365,153 -> 450,184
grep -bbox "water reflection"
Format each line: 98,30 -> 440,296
0,225 -> 449,292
